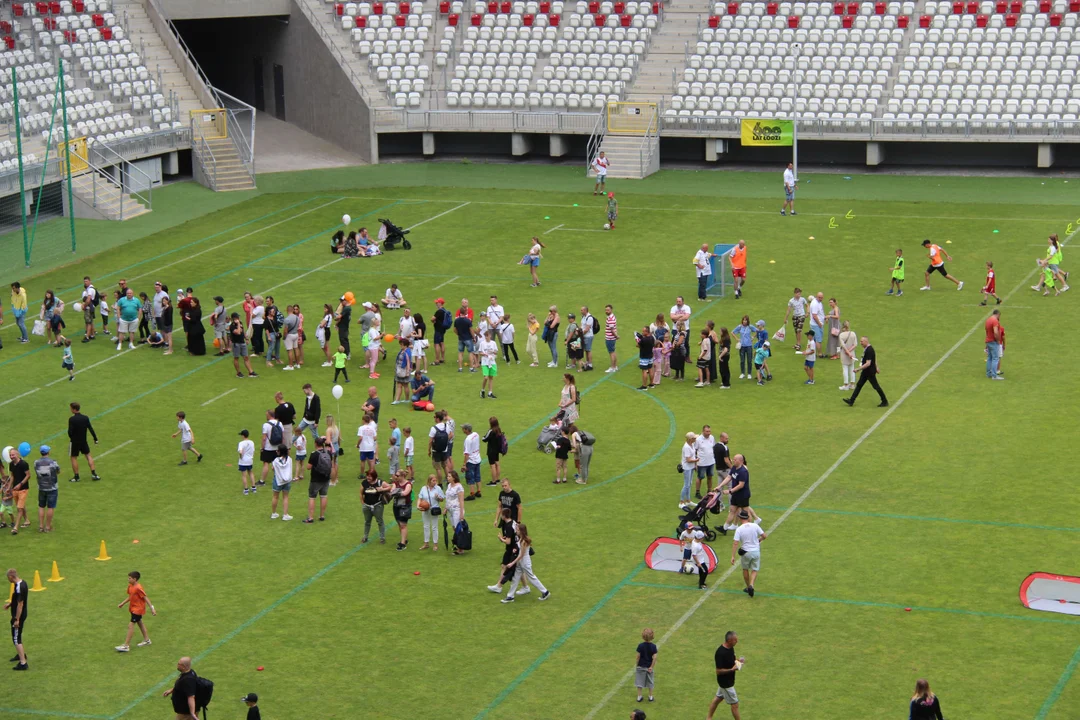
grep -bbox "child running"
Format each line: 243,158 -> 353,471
980,261 -> 1001,306
887,248 -> 905,296
635,628 -> 659,703
61,338 -> 74,381
171,411 -> 203,465
115,571 -> 155,652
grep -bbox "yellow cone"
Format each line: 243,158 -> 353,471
47,561 -> 63,583
94,540 -> 111,561
28,570 -> 46,592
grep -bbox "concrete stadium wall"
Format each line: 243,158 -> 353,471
161,0 -> 291,19
175,4 -> 373,162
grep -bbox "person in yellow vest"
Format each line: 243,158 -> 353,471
1032,234 -> 1069,293
919,239 -> 963,291
728,240 -> 747,300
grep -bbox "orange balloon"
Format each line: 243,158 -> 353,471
212,338 -> 221,348
383,333 -> 395,343
343,291 -> 356,305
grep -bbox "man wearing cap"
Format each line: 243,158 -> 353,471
431,298 -> 451,365
358,301 -> 378,337
732,510 -> 766,598
242,692 -> 261,720
34,446 -> 59,533
335,296 -> 352,359
114,287 -> 141,352
229,313 -> 257,378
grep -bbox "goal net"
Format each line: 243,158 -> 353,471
705,243 -> 735,298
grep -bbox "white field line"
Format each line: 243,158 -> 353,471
432,276 -> 460,290
96,439 -> 135,460
543,223 -> 564,234
123,198 -> 345,286
555,227 -> 608,233
45,344 -> 139,386
335,195 -> 1055,222
201,388 -> 237,407
583,223 -> 1080,720
410,201 -> 471,227
0,388 -> 40,408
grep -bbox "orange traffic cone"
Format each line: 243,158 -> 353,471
94,540 -> 111,561
47,561 -> 63,582
28,570 -> 45,592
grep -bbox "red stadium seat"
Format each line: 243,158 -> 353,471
727,3 -> 738,15
588,0 -> 599,11
0,21 -> 11,33
975,12 -> 987,24
994,0 -> 1005,10
356,15 -> 367,25
523,12 -> 533,23
708,14 -> 719,25
1009,0 -> 1021,11
952,2 -> 963,13
92,12 -> 104,25
72,0 -> 84,10
101,26 -> 112,38
488,0 -> 497,11
500,0 -> 511,11
966,1 -> 977,11
833,1 -> 844,13
448,12 -> 459,24
49,0 -> 61,13
918,13 -> 930,25
846,2 -> 858,13
400,1 -> 409,11
395,13 -> 406,24
3,36 -> 13,49
12,4 -> 23,15
43,16 -> 55,28
593,12 -> 605,25
471,12 -> 482,24
1039,0 -> 1049,11
897,13 -> 909,25
613,1 -> 624,12
788,14 -> 800,26
1071,0 -> 1079,11
766,2 -> 777,14
372,1 -> 383,13
548,12 -> 560,24
842,13 -> 853,25
1050,11 -> 1061,22
1004,12 -> 1017,24
335,3 -> 344,14
539,0 -> 550,11
620,12 -> 631,24
875,1 -> 885,12
35,2 -> 47,14
439,0 -> 449,11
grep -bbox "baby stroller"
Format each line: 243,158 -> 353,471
536,409 -> 566,452
378,218 -> 412,250
676,487 -> 726,541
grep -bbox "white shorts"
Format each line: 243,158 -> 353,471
284,334 -> 299,350
596,172 -> 607,182
715,686 -> 739,705
117,319 -> 138,333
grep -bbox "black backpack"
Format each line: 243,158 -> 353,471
87,285 -> 100,307
454,519 -> 472,550
269,421 -> 284,447
499,432 -> 509,456
590,314 -> 601,335
193,672 -> 214,717
432,424 -> 449,454
314,449 -> 332,478
579,430 -> 596,446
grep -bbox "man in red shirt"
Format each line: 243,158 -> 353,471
984,309 -> 1003,381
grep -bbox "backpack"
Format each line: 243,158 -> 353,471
499,432 -> 509,456
579,430 -> 596,446
439,309 -> 453,331
314,449 -> 332,478
454,519 -> 473,550
193,673 -> 214,716
432,424 -> 449,454
269,421 -> 284,447
87,285 -> 100,307
590,314 -> 601,335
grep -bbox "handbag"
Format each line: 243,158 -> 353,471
31,319 -> 46,336
830,327 -> 840,337
429,505 -> 442,516
676,463 -> 684,474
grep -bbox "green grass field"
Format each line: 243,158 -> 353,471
1,164 -> 1079,720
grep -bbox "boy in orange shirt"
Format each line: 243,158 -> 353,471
115,571 -> 156,652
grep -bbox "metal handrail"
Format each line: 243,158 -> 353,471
585,107 -> 605,175
190,122 -> 218,191
91,140 -> 153,213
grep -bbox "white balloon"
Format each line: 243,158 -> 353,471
342,214 -> 351,226
332,384 -> 344,400
1,446 -> 11,464
73,302 -> 83,312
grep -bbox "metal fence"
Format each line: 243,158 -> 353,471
373,108 -> 602,133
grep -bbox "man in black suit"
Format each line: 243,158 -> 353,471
843,337 -> 888,408
67,402 -> 100,482
298,383 -> 321,440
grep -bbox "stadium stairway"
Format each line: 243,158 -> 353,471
194,134 -> 256,191
69,167 -> 151,220
596,129 -> 659,176
626,0 -> 705,102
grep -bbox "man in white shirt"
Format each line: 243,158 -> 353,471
731,510 -> 767,597
478,330 -> 498,399
356,413 -> 378,475
486,295 -> 505,351
381,284 -> 407,309
580,305 -> 597,371
259,410 -> 281,487
694,425 -> 717,498
670,296 -> 692,354
782,287 -> 808,352
693,243 -> 716,302
237,429 -> 256,495
591,151 -> 609,195
398,308 -> 417,340
781,161 -> 797,216
808,292 -> 825,358
462,423 -> 483,499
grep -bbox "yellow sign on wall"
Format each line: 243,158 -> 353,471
62,136 -> 89,174
190,109 -> 228,140
740,119 -> 794,146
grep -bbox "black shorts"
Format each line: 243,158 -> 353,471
260,449 -> 277,464
307,480 -> 329,499
731,493 -> 750,508
69,440 -> 90,457
927,264 -> 947,276
130,612 -> 143,623
431,451 -> 448,463
11,622 -> 23,646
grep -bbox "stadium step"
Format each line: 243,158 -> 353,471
596,132 -> 660,179
69,170 -> 152,221
193,137 -> 256,192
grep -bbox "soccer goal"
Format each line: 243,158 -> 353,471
705,243 -> 735,298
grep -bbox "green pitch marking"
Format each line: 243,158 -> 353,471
1035,643 -> 1080,720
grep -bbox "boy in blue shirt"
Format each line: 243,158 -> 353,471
61,338 -> 75,381
754,341 -> 771,386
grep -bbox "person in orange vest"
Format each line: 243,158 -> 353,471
728,240 -> 747,300
920,239 -> 964,291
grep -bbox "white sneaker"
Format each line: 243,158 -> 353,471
487,585 -> 502,593
1031,284 -> 1042,291
546,362 -> 556,368
957,281 -> 964,291
270,513 -> 280,519
137,639 -> 152,647
738,374 -> 745,379
516,586 -> 532,596
116,344 -> 123,352
283,365 -> 294,371
694,382 -> 704,387
839,385 -> 848,390
129,343 -> 136,350
321,361 -> 332,367
920,286 -> 931,291
604,367 -> 615,373
282,514 -> 293,521
115,645 -> 130,652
